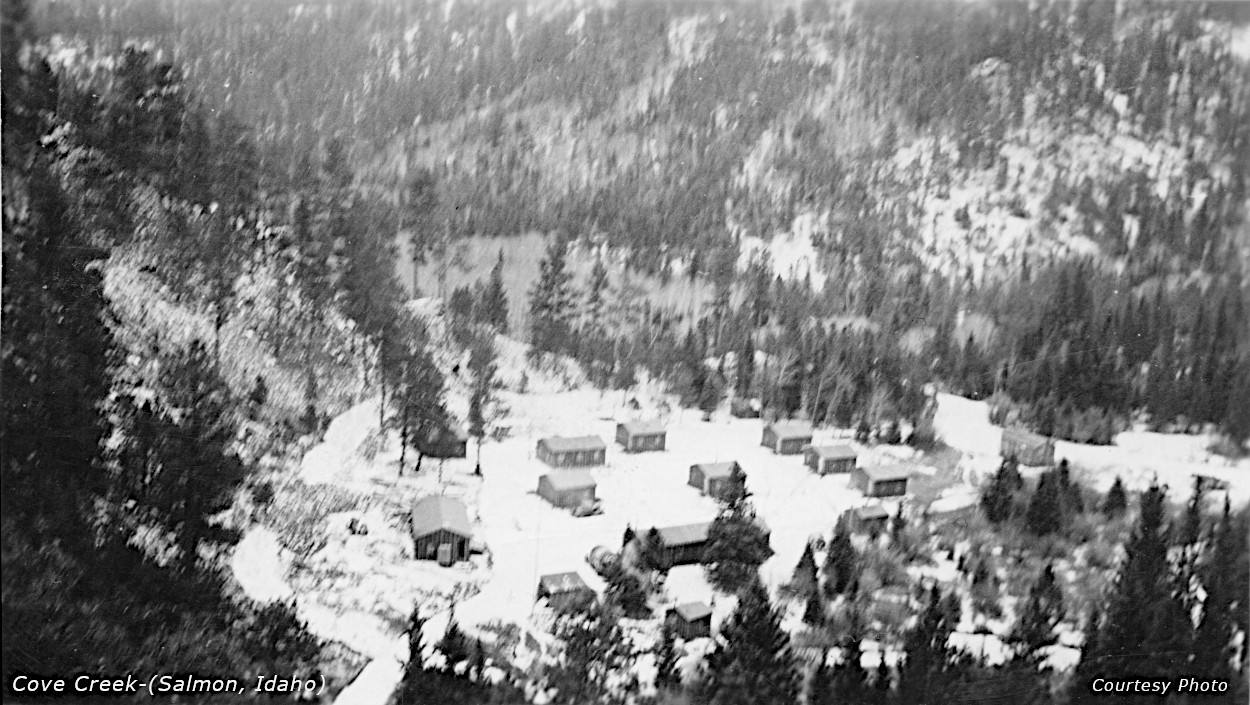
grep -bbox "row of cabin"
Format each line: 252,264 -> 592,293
534,421 -> 666,469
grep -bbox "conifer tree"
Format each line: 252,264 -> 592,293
791,543 -> 819,597
440,616 -> 470,668
1025,471 -> 1063,536
479,248 -> 510,333
550,603 -> 636,705
807,660 -> 835,705
654,623 -> 681,693
528,236 -> 575,356
1072,482 -> 1193,703
704,468 -> 772,592
737,334 -> 755,398
833,622 -> 871,704
701,579 -> 798,705
823,526 -> 859,596
151,339 -> 247,571
982,457 -> 1021,524
1009,564 -> 1064,666
896,586 -> 960,705
802,588 -> 825,626
1191,498 -> 1243,688
1102,476 -> 1127,518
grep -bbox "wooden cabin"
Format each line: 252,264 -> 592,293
804,445 -> 857,475
615,420 -> 667,452
410,495 -> 472,564
688,461 -> 741,498
655,517 -> 770,567
655,523 -> 712,567
851,465 -> 911,498
842,504 -> 891,534
537,470 -> 597,509
1000,427 -> 1055,466
536,572 -> 596,613
666,602 -> 713,640
536,435 -> 606,467
761,421 -> 813,455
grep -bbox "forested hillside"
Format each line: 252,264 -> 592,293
34,0 -> 1248,449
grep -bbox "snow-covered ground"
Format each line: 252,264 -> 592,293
932,392 -> 1250,504
229,348 -> 1247,702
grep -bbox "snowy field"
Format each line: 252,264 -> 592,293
232,360 -> 1248,703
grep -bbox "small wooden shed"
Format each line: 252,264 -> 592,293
761,421 -> 813,455
536,435 -> 607,467
804,445 -> 857,475
420,425 -> 469,459
851,465 -> 911,498
655,522 -> 712,567
537,470 -> 597,509
410,495 -> 472,563
1000,427 -> 1055,466
688,461 -> 741,498
615,420 -> 667,452
536,572 -> 596,613
666,602 -> 713,640
842,504 -> 892,534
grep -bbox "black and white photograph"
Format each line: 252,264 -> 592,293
2,0 -> 1248,703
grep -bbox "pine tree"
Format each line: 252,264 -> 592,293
791,543 -> 819,597
151,340 -> 247,571
823,526 -> 859,596
1072,482 -> 1193,704
402,604 -> 426,694
701,579 -> 799,705
1010,564 -> 1064,666
832,624 -> 871,704
603,563 -> 650,618
528,236 -> 575,356
440,616 -> 470,668
1025,471 -> 1063,536
896,586 -> 960,705
808,659 -> 836,705
1102,476 -> 1127,518
654,623 -> 681,693
479,248 -> 509,333
737,334 -> 755,398
390,346 -> 448,476
1192,498 -> 1243,689
982,457 -> 1021,524
802,588 -> 825,626
550,603 -> 637,705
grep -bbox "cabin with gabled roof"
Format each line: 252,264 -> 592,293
615,420 -> 666,452
804,444 -> 857,475
536,435 -> 606,467
761,421 -> 813,454
410,495 -> 472,564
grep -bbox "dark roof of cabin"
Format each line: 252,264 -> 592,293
411,495 -> 472,538
538,572 -> 591,594
656,522 -> 711,547
618,419 -> 666,436
690,461 -> 738,478
540,470 -> 597,492
858,465 -> 912,482
765,421 -> 813,439
1001,427 -> 1051,444
672,602 -> 713,622
539,435 -> 607,453
810,444 -> 857,460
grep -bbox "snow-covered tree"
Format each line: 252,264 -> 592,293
701,579 -> 798,705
